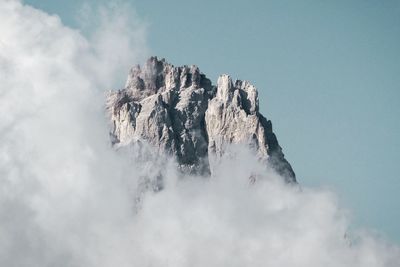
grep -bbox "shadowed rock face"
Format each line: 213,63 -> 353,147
107,57 -> 296,182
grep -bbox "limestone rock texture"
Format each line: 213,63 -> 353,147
107,57 -> 296,182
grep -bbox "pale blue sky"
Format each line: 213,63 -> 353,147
24,0 -> 400,243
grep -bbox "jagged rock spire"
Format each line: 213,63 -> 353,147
107,57 -> 296,182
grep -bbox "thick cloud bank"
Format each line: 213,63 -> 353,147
0,1 -> 399,266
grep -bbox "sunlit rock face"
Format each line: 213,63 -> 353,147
107,57 -> 296,182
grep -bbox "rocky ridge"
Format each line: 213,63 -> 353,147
107,57 -> 296,182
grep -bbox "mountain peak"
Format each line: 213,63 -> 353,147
107,57 -> 296,182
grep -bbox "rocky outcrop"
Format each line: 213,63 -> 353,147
107,57 -> 296,182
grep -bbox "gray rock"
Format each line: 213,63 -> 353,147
107,57 -> 296,182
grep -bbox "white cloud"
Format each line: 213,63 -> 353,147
0,1 -> 399,266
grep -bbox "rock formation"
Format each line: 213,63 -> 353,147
107,57 -> 296,182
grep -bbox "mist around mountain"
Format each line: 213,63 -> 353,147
0,1 -> 399,266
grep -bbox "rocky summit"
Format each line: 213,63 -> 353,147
107,57 -> 296,182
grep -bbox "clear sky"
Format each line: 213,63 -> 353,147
24,0 -> 400,243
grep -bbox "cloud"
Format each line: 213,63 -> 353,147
0,1 -> 399,266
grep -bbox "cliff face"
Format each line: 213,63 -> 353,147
107,57 -> 296,182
